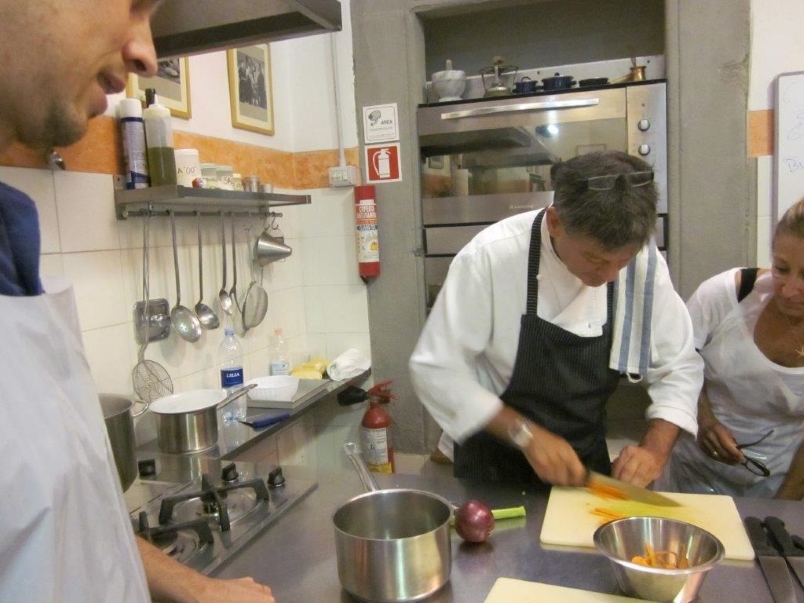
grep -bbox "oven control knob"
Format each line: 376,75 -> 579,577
637,118 -> 651,131
138,459 -> 157,478
638,143 -> 651,156
221,463 -> 239,482
268,467 -> 286,488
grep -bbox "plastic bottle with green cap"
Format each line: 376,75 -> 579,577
142,92 -> 177,186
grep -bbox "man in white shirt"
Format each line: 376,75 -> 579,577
410,150 -> 702,488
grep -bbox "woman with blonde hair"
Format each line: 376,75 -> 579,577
658,197 -> 804,498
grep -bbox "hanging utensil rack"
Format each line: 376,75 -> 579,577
114,185 -> 311,220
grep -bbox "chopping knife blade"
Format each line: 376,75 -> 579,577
585,470 -> 681,507
764,516 -> 804,589
239,412 -> 290,429
745,516 -> 797,603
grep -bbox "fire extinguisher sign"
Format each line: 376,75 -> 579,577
365,143 -> 402,184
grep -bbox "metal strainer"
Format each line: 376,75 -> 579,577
241,224 -> 269,333
132,211 -> 173,402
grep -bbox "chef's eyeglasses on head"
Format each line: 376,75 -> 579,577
585,171 -> 654,191
736,430 -> 774,477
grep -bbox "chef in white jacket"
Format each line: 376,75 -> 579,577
0,1 -> 274,601
410,151 -> 702,488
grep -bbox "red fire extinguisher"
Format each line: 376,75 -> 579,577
354,184 -> 380,280
360,379 -> 396,473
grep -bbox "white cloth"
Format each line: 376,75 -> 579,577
0,278 -> 149,602
610,243 -> 659,379
409,208 -> 702,445
327,348 -> 371,381
657,269 -> 804,497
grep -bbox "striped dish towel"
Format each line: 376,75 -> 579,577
609,243 -> 659,382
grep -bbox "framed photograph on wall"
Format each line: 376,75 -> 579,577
127,57 -> 191,119
227,44 -> 274,135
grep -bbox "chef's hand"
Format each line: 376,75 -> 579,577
612,419 -> 679,487
186,576 -> 276,603
697,412 -> 742,465
522,423 -> 587,487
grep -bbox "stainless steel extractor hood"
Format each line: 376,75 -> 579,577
151,0 -> 342,58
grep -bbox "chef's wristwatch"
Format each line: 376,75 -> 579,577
508,417 -> 534,450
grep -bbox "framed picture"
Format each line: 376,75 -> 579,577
227,44 -> 274,135
127,57 -> 191,119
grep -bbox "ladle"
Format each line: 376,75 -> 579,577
194,211 -> 219,330
230,216 -> 241,315
218,212 -> 233,316
169,210 -> 203,342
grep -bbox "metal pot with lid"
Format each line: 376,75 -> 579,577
541,72 -> 576,91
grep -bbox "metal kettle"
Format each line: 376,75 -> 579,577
480,59 -> 517,98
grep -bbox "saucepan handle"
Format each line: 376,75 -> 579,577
343,441 -> 380,492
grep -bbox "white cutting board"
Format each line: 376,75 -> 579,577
540,487 -> 754,561
484,577 -> 656,602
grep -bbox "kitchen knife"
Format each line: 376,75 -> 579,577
585,470 -> 681,507
745,516 -> 797,603
764,516 -> 804,589
239,412 -> 290,429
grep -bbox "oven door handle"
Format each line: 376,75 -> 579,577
441,98 -> 600,120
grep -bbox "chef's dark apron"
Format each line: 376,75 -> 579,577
454,211 -> 620,484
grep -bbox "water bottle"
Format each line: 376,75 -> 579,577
268,328 -> 290,376
218,327 -> 246,423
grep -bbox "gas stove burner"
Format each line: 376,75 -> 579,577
176,487 -> 264,526
159,473 -> 270,530
135,511 -> 214,565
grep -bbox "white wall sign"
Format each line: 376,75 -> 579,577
774,71 -> 804,225
362,103 -> 399,143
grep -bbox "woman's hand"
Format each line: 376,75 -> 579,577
697,391 -> 742,464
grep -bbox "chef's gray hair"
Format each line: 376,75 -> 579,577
550,150 -> 657,251
775,197 -> 804,243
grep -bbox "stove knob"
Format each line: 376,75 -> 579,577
221,462 -> 239,482
138,459 -> 157,478
268,467 -> 286,488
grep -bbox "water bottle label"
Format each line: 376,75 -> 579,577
220,367 -> 244,389
269,359 -> 290,376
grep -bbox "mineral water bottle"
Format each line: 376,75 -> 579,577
218,327 -> 246,423
268,328 -> 290,376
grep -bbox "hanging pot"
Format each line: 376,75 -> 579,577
541,72 -> 576,91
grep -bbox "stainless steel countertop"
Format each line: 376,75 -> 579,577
213,470 -> 804,602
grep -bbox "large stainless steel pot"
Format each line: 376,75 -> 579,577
100,394 -> 143,491
148,385 -> 255,454
334,443 -> 452,602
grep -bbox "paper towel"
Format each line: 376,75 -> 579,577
326,348 -> 370,381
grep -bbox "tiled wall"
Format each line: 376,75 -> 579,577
0,165 -> 371,455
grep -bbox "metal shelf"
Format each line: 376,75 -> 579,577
114,185 -> 311,220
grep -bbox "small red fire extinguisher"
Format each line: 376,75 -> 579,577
354,185 -> 380,280
360,379 -> 396,473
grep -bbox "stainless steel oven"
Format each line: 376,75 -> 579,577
417,81 -> 667,309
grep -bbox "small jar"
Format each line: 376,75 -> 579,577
199,163 -> 219,189
244,175 -> 261,193
217,165 -> 234,191
232,172 -> 244,192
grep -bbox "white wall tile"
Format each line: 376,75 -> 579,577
82,323 -> 136,396
40,254 -> 64,279
62,250 -> 128,330
54,171 -> 120,253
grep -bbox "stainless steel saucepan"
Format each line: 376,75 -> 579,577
334,442 -> 452,602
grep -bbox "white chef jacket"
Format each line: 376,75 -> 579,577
409,209 -> 701,445
657,269 -> 804,497
0,278 -> 150,602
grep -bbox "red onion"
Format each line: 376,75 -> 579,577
455,499 -> 495,543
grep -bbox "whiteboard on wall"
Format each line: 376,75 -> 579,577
774,71 -> 804,224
